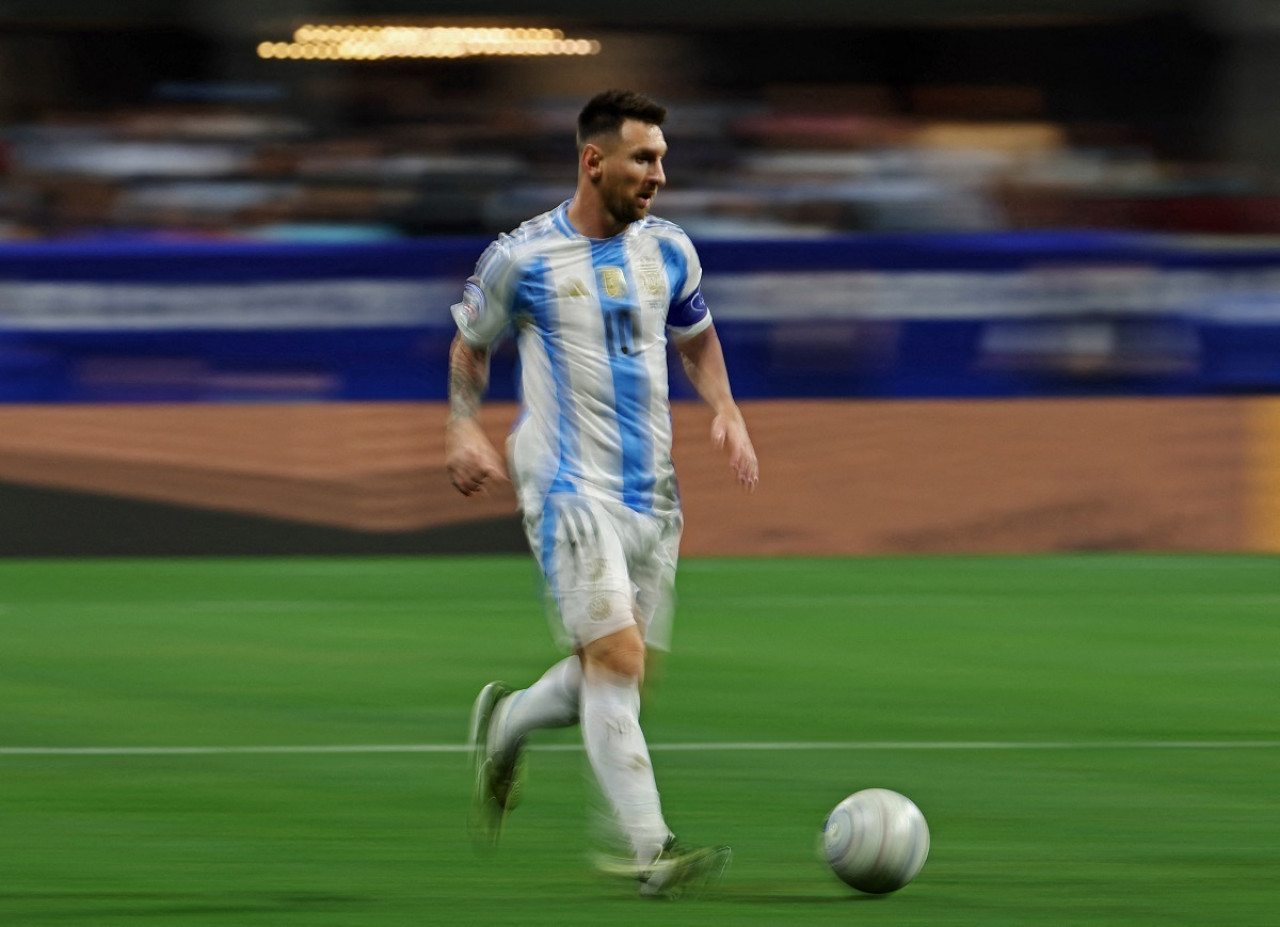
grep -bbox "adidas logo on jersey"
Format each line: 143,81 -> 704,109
558,278 -> 591,300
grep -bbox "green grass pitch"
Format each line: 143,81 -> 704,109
2,554 -> 1277,925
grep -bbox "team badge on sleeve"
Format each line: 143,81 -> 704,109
451,277 -> 505,345
455,279 -> 486,324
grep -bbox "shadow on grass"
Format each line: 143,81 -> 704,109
0,890 -> 373,918
713,891 -> 890,904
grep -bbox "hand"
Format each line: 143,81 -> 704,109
446,418 -> 509,496
711,409 -> 759,492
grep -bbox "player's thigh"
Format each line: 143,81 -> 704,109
542,496 -> 637,650
629,512 -> 681,653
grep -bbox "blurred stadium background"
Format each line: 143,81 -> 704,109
2,0 -> 1280,554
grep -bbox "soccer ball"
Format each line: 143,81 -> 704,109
822,788 -> 930,894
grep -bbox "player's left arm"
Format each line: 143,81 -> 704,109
674,324 -> 759,491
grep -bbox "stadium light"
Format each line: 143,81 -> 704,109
257,24 -> 602,61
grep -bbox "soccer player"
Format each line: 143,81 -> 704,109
446,89 -> 758,899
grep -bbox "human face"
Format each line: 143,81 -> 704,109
592,119 -> 667,232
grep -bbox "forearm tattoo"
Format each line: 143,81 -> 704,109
448,342 -> 488,424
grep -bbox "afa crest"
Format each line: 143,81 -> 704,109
638,266 -> 665,297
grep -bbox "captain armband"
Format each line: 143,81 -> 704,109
668,284 -> 710,330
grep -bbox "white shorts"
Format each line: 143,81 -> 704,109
524,494 -> 682,653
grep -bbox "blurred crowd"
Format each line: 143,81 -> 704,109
2,82 -> 1278,243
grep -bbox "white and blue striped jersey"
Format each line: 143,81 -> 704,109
452,199 -> 713,518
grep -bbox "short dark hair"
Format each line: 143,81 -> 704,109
576,89 -> 667,149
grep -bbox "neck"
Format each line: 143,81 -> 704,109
565,189 -> 626,240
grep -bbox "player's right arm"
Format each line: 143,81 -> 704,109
447,240 -> 517,496
446,334 -> 508,496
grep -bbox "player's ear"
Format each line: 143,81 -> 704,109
582,142 -> 604,178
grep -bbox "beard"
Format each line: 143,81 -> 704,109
599,178 -> 655,229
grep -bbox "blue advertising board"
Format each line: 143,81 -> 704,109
1,231 -> 1278,402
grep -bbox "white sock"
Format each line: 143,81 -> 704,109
580,670 -> 670,863
490,656 -> 582,756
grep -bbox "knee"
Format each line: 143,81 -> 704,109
582,628 -> 647,681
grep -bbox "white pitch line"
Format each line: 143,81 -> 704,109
0,740 -> 1276,757
661,740 -> 1280,751
0,744 -> 461,756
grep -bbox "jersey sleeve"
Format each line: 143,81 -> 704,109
665,232 -> 713,340
451,238 -> 517,348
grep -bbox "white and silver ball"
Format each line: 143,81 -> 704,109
823,787 -> 930,894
